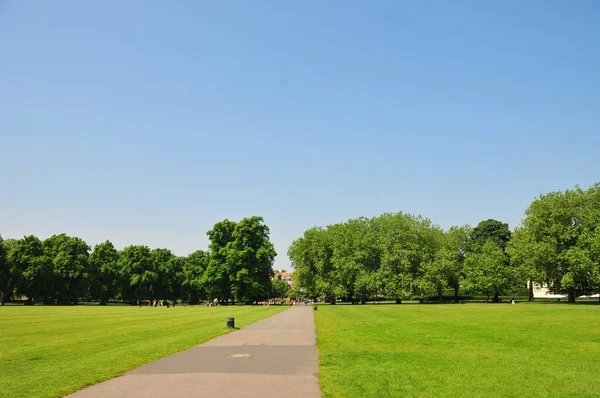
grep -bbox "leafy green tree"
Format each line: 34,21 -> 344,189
165,256 -> 186,301
183,250 -> 209,304
205,219 -> 237,303
468,219 -> 512,302
462,240 -> 515,302
227,216 -> 276,304
376,213 -> 438,303
9,235 -> 53,304
88,240 -> 120,305
151,248 -> 175,299
509,184 -> 600,302
1,239 -> 18,303
0,234 -> 7,304
468,219 -> 511,252
288,227 -> 334,302
421,226 -> 468,302
44,234 -> 90,304
271,278 -> 290,299
119,245 -> 155,303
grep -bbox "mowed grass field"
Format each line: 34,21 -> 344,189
0,305 -> 286,398
315,304 -> 600,398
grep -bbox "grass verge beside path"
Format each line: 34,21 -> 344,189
315,304 -> 600,397
0,305 -> 286,398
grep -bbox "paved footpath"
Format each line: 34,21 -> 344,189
69,306 -> 320,398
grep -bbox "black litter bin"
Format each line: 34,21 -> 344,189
227,317 -> 235,328
313,305 -> 317,311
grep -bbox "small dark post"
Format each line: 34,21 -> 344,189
227,317 -> 235,328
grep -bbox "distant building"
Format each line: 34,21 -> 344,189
273,269 -> 294,288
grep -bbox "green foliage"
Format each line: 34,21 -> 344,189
1,216 -> 278,305
508,184 -> 600,302
205,219 -> 237,302
468,219 -> 511,252
0,234 -> 7,304
290,213 -> 469,303
462,240 -> 515,301
227,216 -> 276,303
421,225 -> 470,300
44,234 -> 90,303
88,240 -> 120,304
119,245 -> 155,302
183,250 -> 209,304
9,235 -> 52,304
271,278 -> 290,298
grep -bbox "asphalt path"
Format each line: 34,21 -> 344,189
69,306 -> 320,398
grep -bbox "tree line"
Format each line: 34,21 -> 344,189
0,216 -> 278,305
288,183 -> 600,304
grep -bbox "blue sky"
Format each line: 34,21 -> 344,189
1,1 -> 599,269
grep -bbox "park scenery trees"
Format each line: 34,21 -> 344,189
290,183 -> 600,304
0,217 -> 276,305
1,183 -> 599,305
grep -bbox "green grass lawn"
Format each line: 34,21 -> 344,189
315,304 -> 600,397
0,304 -> 286,398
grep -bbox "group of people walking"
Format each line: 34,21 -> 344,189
138,300 -> 176,308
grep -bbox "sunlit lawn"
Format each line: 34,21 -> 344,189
0,304 -> 286,398
315,303 -> 600,397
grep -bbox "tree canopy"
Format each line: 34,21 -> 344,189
0,216 -> 276,305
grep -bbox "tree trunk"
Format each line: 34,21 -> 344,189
438,289 -> 443,303
329,297 -> 336,305
568,287 -> 575,303
529,282 -> 534,302
492,293 -> 500,303
486,294 -> 489,303
453,284 -> 459,303
395,298 -> 402,304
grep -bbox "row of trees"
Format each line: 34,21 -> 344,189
288,183 -> 600,303
0,216 -> 279,305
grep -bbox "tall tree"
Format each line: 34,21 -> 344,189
421,226 -> 468,302
88,240 -> 120,305
377,213 -> 438,303
9,235 -> 52,304
462,240 -> 515,302
227,216 -> 276,304
468,219 -> 512,302
508,184 -> 600,302
288,227 -> 334,302
0,234 -> 7,304
151,248 -> 175,299
183,250 -> 209,304
1,239 -> 18,304
44,234 -> 90,304
119,245 -> 155,303
271,279 -> 290,299
205,219 -> 237,303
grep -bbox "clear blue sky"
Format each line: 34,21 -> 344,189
1,1 -> 599,269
